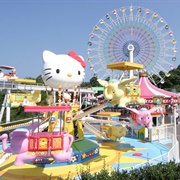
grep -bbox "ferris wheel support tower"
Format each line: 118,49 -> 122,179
128,44 -> 135,79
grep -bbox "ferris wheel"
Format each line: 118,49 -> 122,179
87,6 -> 177,84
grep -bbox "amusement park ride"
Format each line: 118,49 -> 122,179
0,65 -> 36,84
0,5 -> 179,179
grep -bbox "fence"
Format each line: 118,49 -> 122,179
129,124 -> 179,170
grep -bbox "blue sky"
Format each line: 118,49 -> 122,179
0,0 -> 179,82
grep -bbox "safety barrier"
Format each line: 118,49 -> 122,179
132,139 -> 179,170
127,124 -> 179,170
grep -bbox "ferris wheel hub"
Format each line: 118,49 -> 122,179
123,41 -> 140,57
127,44 -> 134,52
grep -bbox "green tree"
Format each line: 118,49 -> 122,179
89,76 -> 99,87
81,76 -> 101,87
80,81 -> 91,87
36,75 -> 44,84
157,65 -> 180,92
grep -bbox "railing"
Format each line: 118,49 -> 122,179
133,153 -> 168,169
149,125 -> 179,163
122,124 -> 179,171
167,139 -> 179,163
148,125 -> 174,142
0,81 -> 96,93
0,81 -> 49,91
132,140 -> 179,170
0,117 -> 33,126
0,117 -> 39,132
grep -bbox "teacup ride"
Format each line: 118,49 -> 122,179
96,111 -> 127,141
0,106 -> 74,166
13,104 -> 100,166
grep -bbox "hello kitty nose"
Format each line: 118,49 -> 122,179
67,73 -> 72,77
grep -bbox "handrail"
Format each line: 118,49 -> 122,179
0,117 -> 33,126
133,140 -> 179,170
0,81 -> 96,93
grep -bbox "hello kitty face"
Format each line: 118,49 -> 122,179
42,50 -> 86,89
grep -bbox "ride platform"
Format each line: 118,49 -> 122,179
0,134 -> 169,180
27,138 -> 100,166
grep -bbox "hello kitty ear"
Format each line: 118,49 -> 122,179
68,51 -> 86,68
42,50 -> 56,63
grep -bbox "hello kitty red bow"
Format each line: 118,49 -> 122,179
68,51 -> 86,68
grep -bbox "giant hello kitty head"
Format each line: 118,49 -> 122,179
42,50 -> 86,89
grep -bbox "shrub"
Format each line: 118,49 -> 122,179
46,161 -> 180,180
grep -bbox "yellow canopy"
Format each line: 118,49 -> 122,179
107,62 -> 144,70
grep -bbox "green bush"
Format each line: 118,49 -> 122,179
46,161 -> 180,180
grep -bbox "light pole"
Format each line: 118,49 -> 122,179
173,104 -> 177,144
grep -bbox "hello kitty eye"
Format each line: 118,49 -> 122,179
78,71 -> 81,75
56,69 -> 60,74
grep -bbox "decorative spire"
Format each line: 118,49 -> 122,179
139,70 -> 148,77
